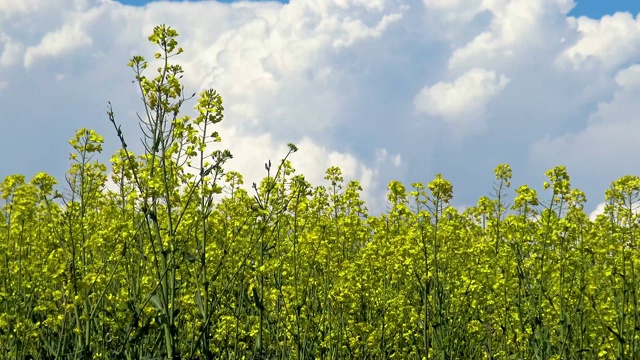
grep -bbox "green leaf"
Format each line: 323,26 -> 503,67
149,294 -> 165,314
252,287 -> 264,310
195,290 -> 204,317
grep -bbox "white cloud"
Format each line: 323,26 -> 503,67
413,68 -> 509,135
206,125 -> 401,213
332,11 -> 404,48
589,202 -> 606,221
530,63 -> 640,206
375,148 -> 402,167
0,35 -> 24,68
4,0 -> 640,219
614,63 -> 640,89
448,0 -> 575,70
0,0 -> 47,15
589,200 -> 640,223
104,0 -> 407,213
103,124 -> 401,215
421,0 -> 484,24
560,12 -> 640,71
24,23 -> 93,68
126,0 -> 407,145
0,0 -> 95,15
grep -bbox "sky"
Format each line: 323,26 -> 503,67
1,0 -> 640,217
119,0 -> 289,4
116,0 -> 640,19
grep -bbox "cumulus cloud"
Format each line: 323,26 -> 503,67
0,35 -> 24,68
24,23 -> 93,68
0,0 -> 47,15
4,0 -> 640,219
589,200 -> 640,222
413,68 -> 509,135
332,11 -> 404,48
34,0 -> 406,213
105,123 -> 401,215
529,63 -> 640,207
615,63 -> 640,89
589,202 -> 606,221
533,63 -> 640,152
447,0 -> 576,70
560,12 -> 640,71
211,125 -> 401,213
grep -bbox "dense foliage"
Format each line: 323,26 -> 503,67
2,25 -> 640,359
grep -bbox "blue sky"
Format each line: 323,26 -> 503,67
2,0 -> 640,217
117,0 -> 640,19
569,0 -> 640,18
